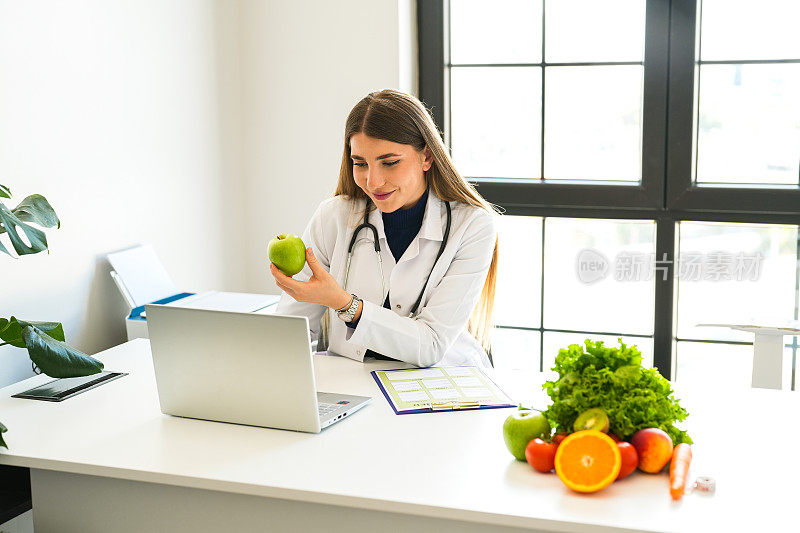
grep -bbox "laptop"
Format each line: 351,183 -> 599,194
145,305 -> 371,433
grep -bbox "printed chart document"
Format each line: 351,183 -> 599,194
371,366 -> 515,414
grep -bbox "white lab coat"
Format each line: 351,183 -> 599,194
275,189 -> 496,368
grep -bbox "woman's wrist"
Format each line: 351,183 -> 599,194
331,291 -> 353,311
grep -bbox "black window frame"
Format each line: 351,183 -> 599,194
419,0 -> 800,380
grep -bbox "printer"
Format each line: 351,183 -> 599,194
107,244 -> 279,340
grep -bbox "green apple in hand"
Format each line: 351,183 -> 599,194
268,233 -> 307,276
502,407 -> 551,461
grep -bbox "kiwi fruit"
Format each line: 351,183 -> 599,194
573,408 -> 610,433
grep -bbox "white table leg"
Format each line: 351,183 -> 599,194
751,332 -> 784,389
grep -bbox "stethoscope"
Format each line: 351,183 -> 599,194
342,198 -> 452,318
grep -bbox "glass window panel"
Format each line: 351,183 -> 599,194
543,333 -> 654,378
676,222 -> 798,342
699,0 -> 800,61
675,342 -> 753,389
676,341 -> 794,390
544,66 -> 643,181
694,64 -> 800,185
490,328 -> 541,370
451,67 -> 541,178
494,215 -> 543,328
450,0 -> 542,64
543,218 -> 656,335
545,0 -> 646,63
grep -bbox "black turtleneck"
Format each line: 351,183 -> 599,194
381,188 -> 428,262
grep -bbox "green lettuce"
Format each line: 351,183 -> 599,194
543,339 -> 692,445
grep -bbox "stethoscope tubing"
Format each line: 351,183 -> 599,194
343,221 -> 385,300
344,198 -> 452,318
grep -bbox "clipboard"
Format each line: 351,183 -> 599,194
371,366 -> 515,415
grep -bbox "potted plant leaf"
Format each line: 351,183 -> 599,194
0,184 -> 104,448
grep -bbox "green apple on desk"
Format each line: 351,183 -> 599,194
503,407 -> 551,461
268,233 -> 307,276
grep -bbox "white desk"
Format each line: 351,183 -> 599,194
0,339 -> 797,532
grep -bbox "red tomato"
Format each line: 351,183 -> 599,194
609,433 -> 622,443
552,433 -> 569,446
525,438 -> 558,473
616,442 -> 639,480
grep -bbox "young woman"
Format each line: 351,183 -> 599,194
270,89 -> 499,367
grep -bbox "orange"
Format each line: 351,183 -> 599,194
554,430 -> 621,493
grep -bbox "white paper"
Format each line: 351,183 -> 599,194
253,302 -> 280,315
391,381 -> 422,392
169,291 -> 278,313
444,367 -> 475,377
386,369 -> 444,381
461,387 -> 492,397
421,378 -> 451,389
398,390 -> 430,402
430,388 -> 461,400
453,376 -> 482,387
107,244 -> 178,307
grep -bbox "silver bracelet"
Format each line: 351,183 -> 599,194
335,294 -> 361,322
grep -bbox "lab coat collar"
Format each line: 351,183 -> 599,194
417,188 -> 445,243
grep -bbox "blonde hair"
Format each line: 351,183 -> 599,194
334,89 -> 500,354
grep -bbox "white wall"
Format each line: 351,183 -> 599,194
239,0 -> 417,292
0,0 -> 245,386
0,0 -> 416,386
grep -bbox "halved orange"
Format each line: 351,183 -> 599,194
554,430 -> 621,493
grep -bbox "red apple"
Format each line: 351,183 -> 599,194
630,428 -> 673,473
616,442 -> 639,480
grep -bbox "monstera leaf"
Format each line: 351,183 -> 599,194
0,191 -> 60,257
21,326 -> 104,378
0,317 -> 102,378
0,317 -> 66,348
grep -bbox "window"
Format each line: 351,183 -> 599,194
419,0 -> 800,385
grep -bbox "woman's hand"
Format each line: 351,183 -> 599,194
270,247 -> 352,310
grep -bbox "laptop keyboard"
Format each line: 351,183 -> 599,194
318,402 -> 340,417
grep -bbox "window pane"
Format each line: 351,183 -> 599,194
545,0 -> 646,63
491,328 -> 540,370
675,342 -> 754,389
543,333 -> 654,377
494,215 -> 542,328
675,341 -> 794,390
543,218 -> 656,335
451,67 -> 541,178
450,0 -> 542,64
675,222 -> 798,342
544,66 -> 643,181
694,64 -> 800,185
699,0 -> 800,61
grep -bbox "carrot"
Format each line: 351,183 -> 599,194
669,443 -> 692,501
